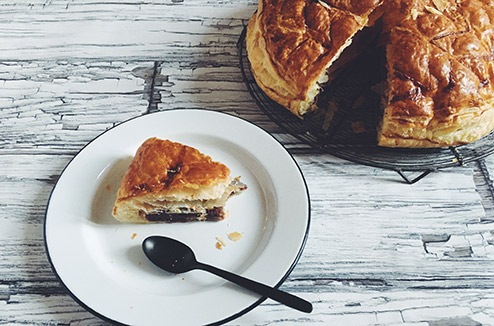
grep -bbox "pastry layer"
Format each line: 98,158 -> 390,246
246,0 -> 381,117
246,0 -> 494,147
112,138 -> 246,223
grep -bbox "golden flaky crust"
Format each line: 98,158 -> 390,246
115,138 -> 230,201
246,0 -> 494,147
246,0 -> 381,117
379,0 -> 494,147
112,138 -> 233,223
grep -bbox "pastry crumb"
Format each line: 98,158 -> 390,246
215,241 -> 223,250
131,233 -> 137,239
216,236 -> 227,247
106,184 -> 112,191
227,231 -> 243,242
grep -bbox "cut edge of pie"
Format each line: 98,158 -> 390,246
246,0 -> 375,117
112,137 -> 246,223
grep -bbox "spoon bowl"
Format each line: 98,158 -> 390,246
142,235 -> 313,313
142,236 -> 197,273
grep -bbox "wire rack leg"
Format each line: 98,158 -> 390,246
395,169 -> 433,184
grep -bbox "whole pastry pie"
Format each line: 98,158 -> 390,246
246,0 -> 494,147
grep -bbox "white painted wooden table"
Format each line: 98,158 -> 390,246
1,1 -> 494,325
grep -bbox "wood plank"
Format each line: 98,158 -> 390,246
479,156 -> 494,218
232,289 -> 494,325
292,156 -> 493,284
0,1 -> 256,61
1,1 -> 493,325
1,153 -> 493,324
2,288 -> 493,325
154,63 -> 284,134
0,61 -> 151,154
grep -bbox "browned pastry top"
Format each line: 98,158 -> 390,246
116,138 -> 230,202
386,1 -> 494,123
322,0 -> 383,16
377,0 -> 494,146
258,0 -> 381,98
249,0 -> 494,147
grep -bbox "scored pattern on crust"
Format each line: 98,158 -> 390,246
239,25 -> 494,172
380,0 -> 494,147
253,0 -> 384,99
116,138 -> 230,201
247,0 -> 494,147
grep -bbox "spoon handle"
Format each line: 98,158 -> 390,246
196,262 -> 312,313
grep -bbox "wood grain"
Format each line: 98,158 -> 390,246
1,1 -> 494,325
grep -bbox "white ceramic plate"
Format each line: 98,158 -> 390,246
44,109 -> 310,326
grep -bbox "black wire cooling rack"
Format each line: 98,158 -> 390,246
237,26 -> 494,184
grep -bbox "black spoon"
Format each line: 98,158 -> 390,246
142,235 -> 312,313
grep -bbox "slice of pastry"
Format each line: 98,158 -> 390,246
112,137 -> 246,223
